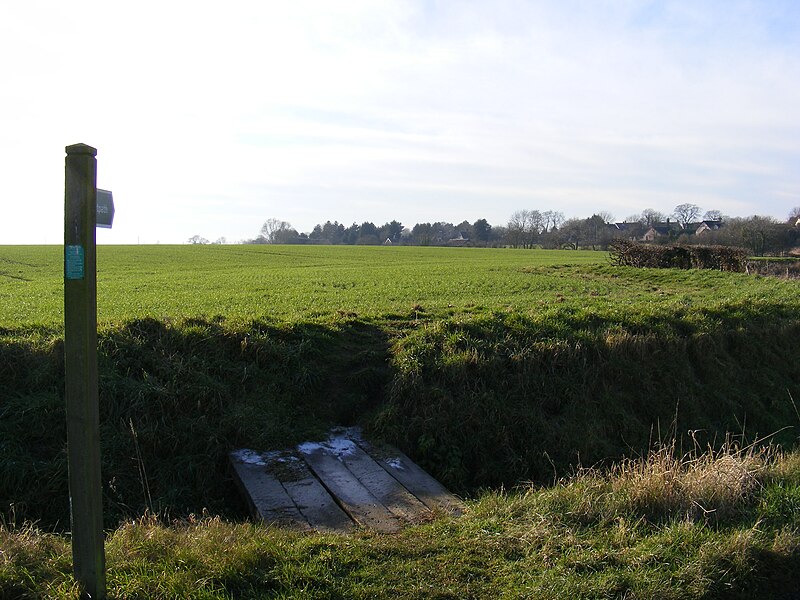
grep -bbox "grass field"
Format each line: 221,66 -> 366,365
2,244 -> 800,598
2,245 -> 604,327
3,244 -> 797,329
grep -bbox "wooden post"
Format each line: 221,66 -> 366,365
64,143 -> 106,599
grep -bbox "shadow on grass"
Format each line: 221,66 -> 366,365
2,304 -> 800,530
0,316 -> 393,530
370,309 -> 800,494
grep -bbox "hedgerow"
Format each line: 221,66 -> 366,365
608,239 -> 748,271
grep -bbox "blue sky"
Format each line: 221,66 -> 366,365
1,0 -> 798,244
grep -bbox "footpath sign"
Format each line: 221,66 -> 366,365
64,143 -> 112,599
96,189 -> 114,229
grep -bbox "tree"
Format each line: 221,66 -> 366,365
379,220 -> 404,243
739,216 -> 781,256
789,207 -> 800,221
309,224 -> 323,241
355,222 -> 379,245
541,210 -> 565,232
320,221 -> 346,244
672,204 -> 701,228
473,219 -> 492,244
187,235 -> 209,244
213,237 -> 227,244
525,210 -> 544,247
596,211 -> 614,224
558,218 -> 584,250
272,227 -> 301,244
412,223 -> 434,246
640,209 -> 665,227
506,210 -> 545,248
431,222 -> 455,245
455,220 -> 474,240
585,214 -> 613,249
506,211 -> 527,248
260,218 -> 293,243
342,223 -> 361,245
709,215 -> 791,256
703,210 -> 723,222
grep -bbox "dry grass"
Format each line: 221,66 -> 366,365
606,441 -> 769,522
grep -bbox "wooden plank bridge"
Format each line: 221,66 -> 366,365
230,428 -> 463,533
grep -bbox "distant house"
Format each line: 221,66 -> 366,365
607,222 -> 643,240
446,232 -> 472,247
693,220 -> 723,236
642,221 -> 683,241
640,219 -> 724,241
383,238 -> 393,245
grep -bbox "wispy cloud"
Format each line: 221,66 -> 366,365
0,0 -> 798,243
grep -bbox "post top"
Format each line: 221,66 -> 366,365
65,143 -> 97,156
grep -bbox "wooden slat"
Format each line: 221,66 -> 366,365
337,443 -> 433,524
229,453 -> 310,530
358,442 -> 464,516
280,467 -> 355,533
300,444 -> 403,533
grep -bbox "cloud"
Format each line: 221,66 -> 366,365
0,0 -> 798,243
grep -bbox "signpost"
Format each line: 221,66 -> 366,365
64,143 -> 113,599
96,189 -> 114,229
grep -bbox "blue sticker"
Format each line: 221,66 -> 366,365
65,245 -> 85,280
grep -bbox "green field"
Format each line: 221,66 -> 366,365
3,244 -> 797,330
2,245 -> 611,327
3,244 -> 800,598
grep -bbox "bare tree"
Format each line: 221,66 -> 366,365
525,210 -> 544,247
596,211 -> 614,224
187,235 -> 209,244
260,218 -> 293,244
789,207 -> 800,221
541,210 -> 565,232
558,218 -> 584,250
507,210 -> 528,248
641,208 -> 666,227
672,203 -> 702,228
703,209 -> 723,222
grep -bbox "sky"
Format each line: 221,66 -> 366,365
1,0 -> 799,245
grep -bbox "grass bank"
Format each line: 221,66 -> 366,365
4,446 -> 800,599
2,246 -> 799,528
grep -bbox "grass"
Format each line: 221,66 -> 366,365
2,244 -> 800,597
2,245 -> 797,329
4,445 -> 800,599
1,245 -> 604,327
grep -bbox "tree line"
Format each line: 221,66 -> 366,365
243,217 -> 494,247
188,204 -> 800,256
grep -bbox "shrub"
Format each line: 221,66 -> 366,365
609,240 -> 747,271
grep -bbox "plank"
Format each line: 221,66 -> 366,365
280,466 -> 355,533
229,451 -> 310,530
335,443 -> 433,524
357,441 -> 464,516
299,442 -> 403,533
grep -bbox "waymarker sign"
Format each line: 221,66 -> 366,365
96,189 -> 114,228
